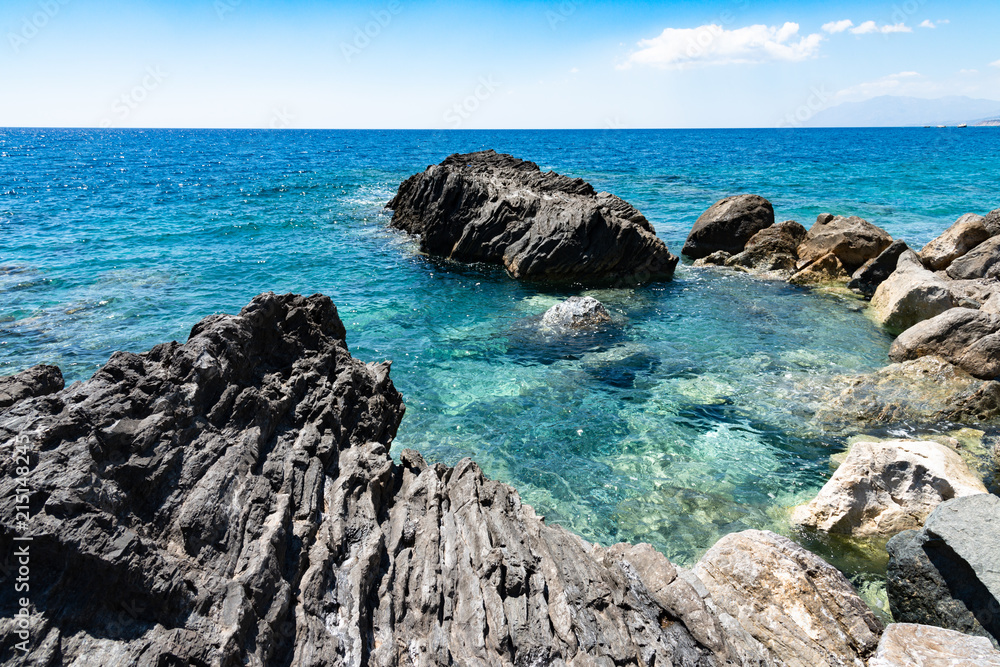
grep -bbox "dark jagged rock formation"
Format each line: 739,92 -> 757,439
2,292 -> 803,666
387,150 -> 679,283
886,494 -> 1000,649
683,195 -> 775,259
848,239 -> 909,298
0,364 -> 63,412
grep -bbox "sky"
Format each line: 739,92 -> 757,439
1,0 -> 998,128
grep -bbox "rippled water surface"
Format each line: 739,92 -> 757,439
3,128 -> 999,579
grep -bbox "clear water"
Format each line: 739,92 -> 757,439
3,128 -> 999,578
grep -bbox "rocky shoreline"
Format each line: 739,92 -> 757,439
1,152 -> 998,665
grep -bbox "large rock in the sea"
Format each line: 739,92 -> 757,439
387,150 -> 679,283
815,355 -> 1000,427
919,213 -> 990,271
0,292 -> 771,666
870,250 -> 957,332
693,530 -> 883,667
889,307 -> 1000,380
887,494 -> 1000,648
869,623 -> 1000,667
540,296 -> 612,329
724,219 -> 806,275
0,364 -> 63,412
946,235 -> 1000,280
796,213 -> 893,273
682,194 -> 775,259
791,439 -> 987,536
847,239 -> 909,298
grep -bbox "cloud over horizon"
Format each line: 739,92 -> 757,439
624,22 -> 823,69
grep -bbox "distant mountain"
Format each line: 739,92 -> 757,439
805,95 -> 1000,127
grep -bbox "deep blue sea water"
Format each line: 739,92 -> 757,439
3,128 -> 999,591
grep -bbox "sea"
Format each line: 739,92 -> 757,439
3,127 -> 1000,608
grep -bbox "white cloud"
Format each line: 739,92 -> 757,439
822,20 -> 854,34
992,60 -> 1000,68
850,20 -> 912,35
623,22 -> 823,69
919,20 -> 935,28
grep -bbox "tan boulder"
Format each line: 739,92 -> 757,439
870,250 -> 957,332
797,213 -> 893,272
869,623 -> 1000,667
791,439 -> 987,536
919,213 -> 990,271
789,251 -> 850,285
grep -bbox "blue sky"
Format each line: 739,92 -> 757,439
1,0 -> 998,128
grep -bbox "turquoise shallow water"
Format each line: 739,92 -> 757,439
3,128 -> 1000,580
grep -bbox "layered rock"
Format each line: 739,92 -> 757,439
788,251 -> 849,286
870,250 -> 957,332
887,494 -> 1000,648
815,355 -> 1000,427
796,214 -> 893,274
868,623 -> 1000,667
1,291 -> 817,666
387,150 -> 679,283
682,195 -> 775,259
889,307 -> 1000,380
791,439 -> 987,536
847,239 -> 909,298
693,530 -> 883,667
946,235 -> 1000,280
0,364 -> 63,412
540,296 -> 612,329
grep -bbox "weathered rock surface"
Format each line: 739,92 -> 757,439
789,251 -> 850,286
887,494 -> 1000,648
540,296 -> 612,329
724,220 -> 807,275
889,307 -> 1000,380
692,250 -> 732,267
0,292 -> 796,666
986,208 -> 1000,236
815,356 -> 1000,427
0,364 -> 63,412
682,195 -> 775,259
870,250 -> 957,332
847,239 -> 909,298
791,439 -> 987,536
797,214 -> 893,273
694,530 -> 883,667
868,623 -> 1000,667
946,235 -> 1000,280
387,150 -> 679,283
919,213 -> 990,271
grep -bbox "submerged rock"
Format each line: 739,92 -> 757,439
868,623 -> 1000,667
889,307 -> 1000,380
847,239 -> 909,299
919,213 -> 991,271
0,364 -> 63,412
870,250 -> 957,333
682,194 -> 775,259
540,296 -> 612,329
692,250 -> 732,267
815,355 -> 1000,427
797,213 -> 893,274
886,494 -> 1000,648
0,291 -> 786,666
791,439 -> 987,536
387,150 -> 679,283
693,529 -> 883,667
